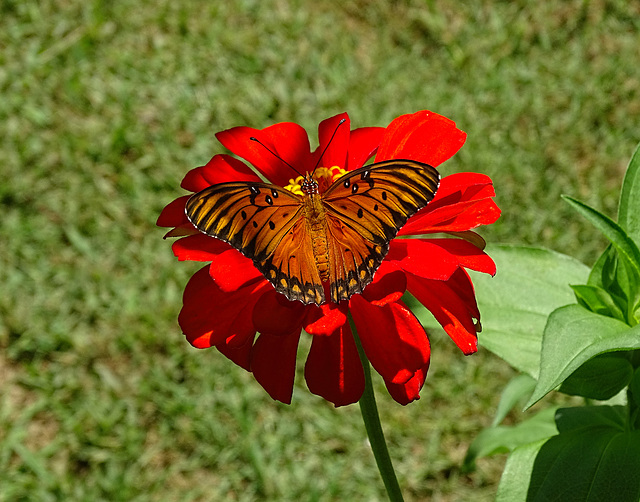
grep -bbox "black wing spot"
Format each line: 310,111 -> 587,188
265,195 -> 273,205
271,189 -> 279,198
381,191 -> 387,200
351,183 -> 359,194
357,208 -> 364,218
268,221 -> 275,230
241,210 -> 247,220
252,221 -> 258,228
249,186 -> 260,204
343,178 -> 350,188
361,170 -> 374,188
373,204 -> 378,211
282,212 -> 289,218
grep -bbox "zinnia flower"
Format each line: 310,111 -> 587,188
158,111 -> 500,407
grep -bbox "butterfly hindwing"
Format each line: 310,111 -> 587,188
325,215 -> 388,302
322,159 -> 440,303
257,217 -> 325,304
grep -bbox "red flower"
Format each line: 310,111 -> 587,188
158,111 -> 500,407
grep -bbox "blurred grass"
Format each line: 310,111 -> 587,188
1,0 -> 639,500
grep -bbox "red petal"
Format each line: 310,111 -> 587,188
433,239 -> 497,275
172,234 -> 231,262
347,127 -> 384,171
385,361 -> 430,405
361,261 -> 406,306
208,249 -> 263,291
399,173 -> 501,235
251,330 -> 302,404
216,123 -> 311,187
304,302 -> 348,336
216,332 -> 257,371
350,296 -> 430,384
406,273 -> 479,354
401,198 -> 501,235
252,290 -> 307,336
304,322 -> 365,407
432,173 -> 496,203
447,268 -> 481,320
179,267 -> 263,349
157,195 -> 191,228
313,113 -> 350,170
182,154 -> 260,191
375,111 -> 466,167
386,239 -> 459,280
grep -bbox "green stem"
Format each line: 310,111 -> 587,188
349,315 -> 404,502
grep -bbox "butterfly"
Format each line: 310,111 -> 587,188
185,157 -> 440,305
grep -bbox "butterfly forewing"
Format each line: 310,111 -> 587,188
186,182 -> 302,263
322,159 -> 440,303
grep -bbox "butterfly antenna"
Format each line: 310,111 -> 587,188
249,137 -> 304,177
311,118 -> 346,177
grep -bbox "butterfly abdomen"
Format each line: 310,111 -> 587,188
303,193 -> 331,282
311,230 -> 330,281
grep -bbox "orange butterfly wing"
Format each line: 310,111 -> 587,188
321,159 -> 440,303
261,216 -> 325,304
185,160 -> 439,306
185,181 -> 324,304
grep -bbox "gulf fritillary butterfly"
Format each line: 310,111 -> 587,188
185,158 -> 440,305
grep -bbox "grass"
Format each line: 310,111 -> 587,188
1,0 -> 639,500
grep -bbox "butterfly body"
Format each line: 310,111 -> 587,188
186,160 -> 440,305
300,175 -> 332,282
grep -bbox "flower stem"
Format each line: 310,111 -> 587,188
349,315 -> 405,502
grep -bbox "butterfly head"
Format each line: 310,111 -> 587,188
286,166 -> 347,196
300,174 -> 319,195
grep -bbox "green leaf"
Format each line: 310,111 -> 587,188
498,428 -> 640,502
588,244 -> 615,289
564,194 -> 640,324
526,304 -> 640,408
558,353 -> 634,400
563,195 -> 640,279
534,431 -> 640,501
586,245 -> 640,325
618,142 -> 640,246
495,439 -> 547,502
631,368 -> 640,408
555,405 -> 627,432
571,284 -> 625,321
464,407 -> 557,468
492,374 -> 537,427
470,244 -> 589,377
527,422 -> 640,502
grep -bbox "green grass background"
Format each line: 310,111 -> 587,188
1,0 -> 639,500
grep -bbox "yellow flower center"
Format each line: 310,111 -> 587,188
284,166 -> 348,195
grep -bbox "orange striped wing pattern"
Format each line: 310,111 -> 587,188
186,160 -> 439,305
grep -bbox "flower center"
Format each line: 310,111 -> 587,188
284,166 -> 347,195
